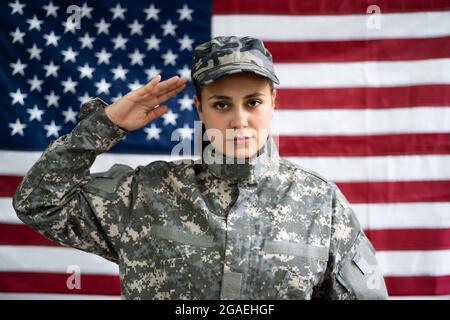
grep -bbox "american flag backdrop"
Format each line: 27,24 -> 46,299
0,0 -> 450,299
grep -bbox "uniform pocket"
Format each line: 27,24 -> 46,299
259,240 -> 329,300
156,257 -> 192,300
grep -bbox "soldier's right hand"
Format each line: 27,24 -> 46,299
105,75 -> 187,132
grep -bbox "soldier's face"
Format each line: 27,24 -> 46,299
194,73 -> 276,159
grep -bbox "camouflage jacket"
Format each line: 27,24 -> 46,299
13,98 -> 388,300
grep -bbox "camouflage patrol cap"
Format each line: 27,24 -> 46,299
191,36 -> 280,86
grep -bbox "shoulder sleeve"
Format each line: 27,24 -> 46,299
13,98 -> 133,263
313,182 -> 389,300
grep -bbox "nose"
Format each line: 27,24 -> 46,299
230,105 -> 248,129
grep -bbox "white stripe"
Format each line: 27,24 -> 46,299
0,293 -> 120,300
273,59 -> 450,88
377,250 -> 450,276
2,151 -> 450,182
288,155 -> 450,182
0,245 -> 447,277
272,107 -> 450,135
4,197 -> 450,230
212,11 -> 450,41
353,202 -> 450,230
0,198 -> 22,224
0,246 -> 119,275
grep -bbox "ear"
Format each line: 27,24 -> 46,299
194,95 -> 203,122
271,88 -> 277,110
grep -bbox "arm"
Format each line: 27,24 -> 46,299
13,75 -> 187,262
313,183 -> 389,299
13,99 -> 132,262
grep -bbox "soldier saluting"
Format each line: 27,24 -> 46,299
13,36 -> 388,300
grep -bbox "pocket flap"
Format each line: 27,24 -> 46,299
263,240 -> 329,260
150,225 -> 215,248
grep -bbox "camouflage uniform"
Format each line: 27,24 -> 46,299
13,36 -> 388,300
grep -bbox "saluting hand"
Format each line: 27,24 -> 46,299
105,75 -> 187,132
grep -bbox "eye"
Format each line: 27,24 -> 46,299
213,101 -> 229,110
248,99 -> 261,108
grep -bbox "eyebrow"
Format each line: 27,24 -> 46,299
208,92 -> 265,100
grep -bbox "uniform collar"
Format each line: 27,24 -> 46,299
202,136 -> 280,185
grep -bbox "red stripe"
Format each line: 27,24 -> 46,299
0,272 -> 120,296
337,181 -> 450,203
2,178 -> 450,203
276,85 -> 450,109
213,0 -> 450,15
4,223 -> 449,252
0,272 -> 448,297
0,224 -> 59,247
278,134 -> 450,157
366,228 -> 450,251
0,175 -> 22,197
385,275 -> 450,296
266,37 -> 450,63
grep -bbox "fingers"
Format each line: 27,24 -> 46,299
154,82 -> 186,105
146,105 -> 169,122
139,75 -> 187,96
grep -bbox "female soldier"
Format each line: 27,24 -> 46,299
13,36 -> 388,300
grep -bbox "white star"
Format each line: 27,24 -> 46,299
128,19 -> 144,36
78,63 -> 95,79
145,65 -> 161,80
128,49 -> 145,66
44,90 -> 60,108
111,64 -> 128,80
177,4 -> 193,21
78,92 -> 92,104
95,78 -> 111,94
144,4 -> 160,21
145,34 -> 161,51
27,75 -> 43,92
78,32 -> 95,49
9,59 -> 27,76
111,33 -> 128,50
144,123 -> 162,140
27,105 -> 45,122
62,17 -> 78,34
161,49 -> 178,66
162,109 -> 178,126
9,0 -> 25,15
128,80 -> 143,91
178,65 -> 191,81
178,34 -> 194,51
43,60 -> 59,77
27,44 -> 43,60
175,124 -> 194,140
80,2 -> 94,19
177,94 -> 194,111
43,31 -> 61,47
161,20 -> 177,37
61,46 -> 78,62
10,88 -> 27,105
62,106 -> 78,123
9,118 -> 27,136
44,120 -> 62,138
10,27 -> 25,44
27,15 -> 43,31
43,1 -> 59,17
61,76 -> 78,94
95,18 -> 111,35
95,48 -> 112,65
110,3 -> 126,20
